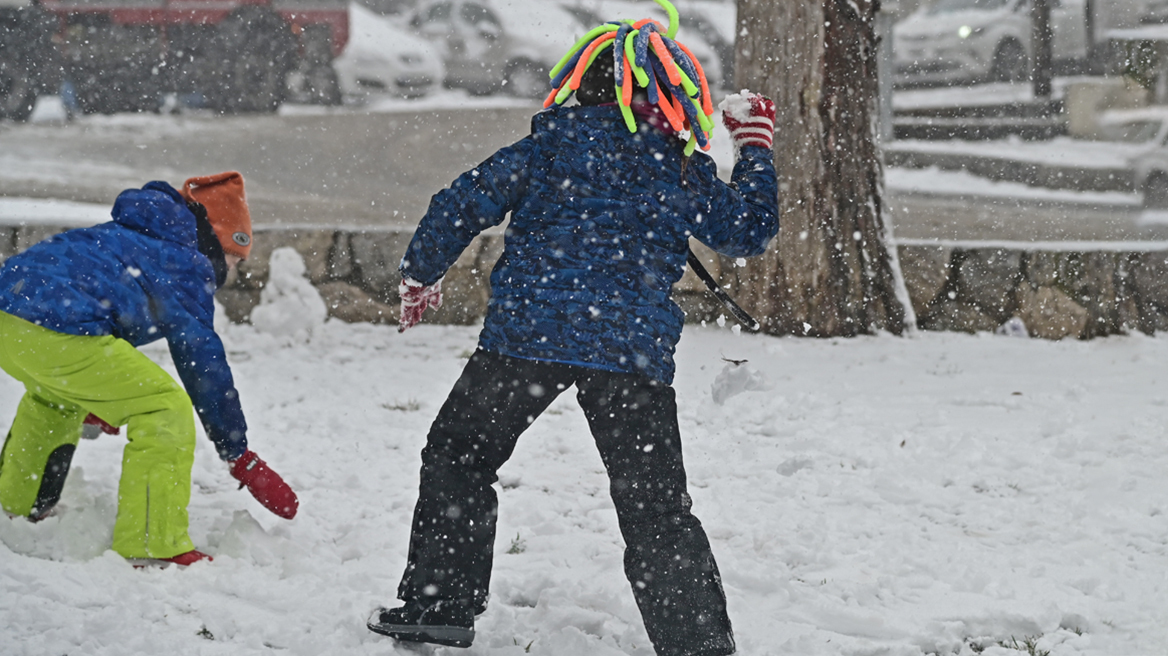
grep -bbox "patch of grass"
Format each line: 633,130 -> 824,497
507,533 -> 526,555
381,399 -> 421,412
997,635 -> 1050,656
196,626 -> 214,640
965,634 -> 1049,655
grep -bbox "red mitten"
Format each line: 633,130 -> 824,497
84,413 -> 120,435
719,91 -> 776,151
229,450 -> 299,519
398,277 -> 443,333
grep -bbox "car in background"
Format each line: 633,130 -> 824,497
680,1 -> 736,91
0,0 -> 58,121
893,0 -> 1090,86
334,2 -> 446,98
1131,0 -> 1168,24
488,0 -> 595,97
408,0 -> 583,98
1101,107 -> 1168,207
1097,108 -> 1168,144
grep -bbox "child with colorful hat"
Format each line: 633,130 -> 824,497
0,171 -> 297,566
368,2 -> 778,654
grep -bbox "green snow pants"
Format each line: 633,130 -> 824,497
0,310 -> 196,559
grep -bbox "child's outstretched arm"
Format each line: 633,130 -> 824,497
163,306 -> 299,519
399,137 -> 537,287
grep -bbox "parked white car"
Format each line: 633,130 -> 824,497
334,2 -> 446,98
893,0 -> 1089,86
1101,108 -> 1168,207
408,0 -> 583,97
489,0 -> 595,97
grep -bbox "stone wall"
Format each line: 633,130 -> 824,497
210,226 -> 723,326
899,240 -> 1168,338
4,223 -> 1168,339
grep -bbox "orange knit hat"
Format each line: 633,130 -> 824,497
180,171 -> 253,259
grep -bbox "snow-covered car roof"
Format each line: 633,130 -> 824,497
483,0 -> 595,67
345,2 -> 442,60
336,2 -> 445,96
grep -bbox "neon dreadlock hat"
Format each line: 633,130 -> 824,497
545,0 -> 715,156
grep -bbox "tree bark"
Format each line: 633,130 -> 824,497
729,0 -> 907,337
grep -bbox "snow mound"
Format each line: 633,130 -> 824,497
248,248 -> 328,341
710,360 -> 773,405
996,316 -> 1029,338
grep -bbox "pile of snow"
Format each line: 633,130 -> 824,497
248,247 -> 328,341
1,322 -> 1167,655
710,359 -> 773,405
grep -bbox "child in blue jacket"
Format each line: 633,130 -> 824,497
0,172 -> 297,566
368,11 -> 778,655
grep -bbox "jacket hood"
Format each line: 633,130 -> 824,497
533,104 -> 682,148
533,104 -> 609,135
111,181 -> 198,247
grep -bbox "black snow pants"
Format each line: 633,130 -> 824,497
397,349 -> 735,656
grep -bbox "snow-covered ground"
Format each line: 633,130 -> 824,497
2,253 -> 1167,656
0,197 -> 110,227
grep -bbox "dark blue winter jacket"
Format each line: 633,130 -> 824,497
0,181 -> 248,460
401,104 -> 778,384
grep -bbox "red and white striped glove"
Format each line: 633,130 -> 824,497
398,277 -> 442,333
719,91 -> 776,152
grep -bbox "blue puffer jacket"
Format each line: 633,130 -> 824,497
0,181 -> 247,460
402,104 -> 779,384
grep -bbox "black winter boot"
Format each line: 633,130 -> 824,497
29,444 -> 76,521
367,599 -> 475,647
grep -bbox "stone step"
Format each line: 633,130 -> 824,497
893,116 -> 1066,141
884,146 -> 1132,193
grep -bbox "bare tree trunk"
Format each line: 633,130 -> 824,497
730,0 -> 906,337
1031,0 -> 1054,98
